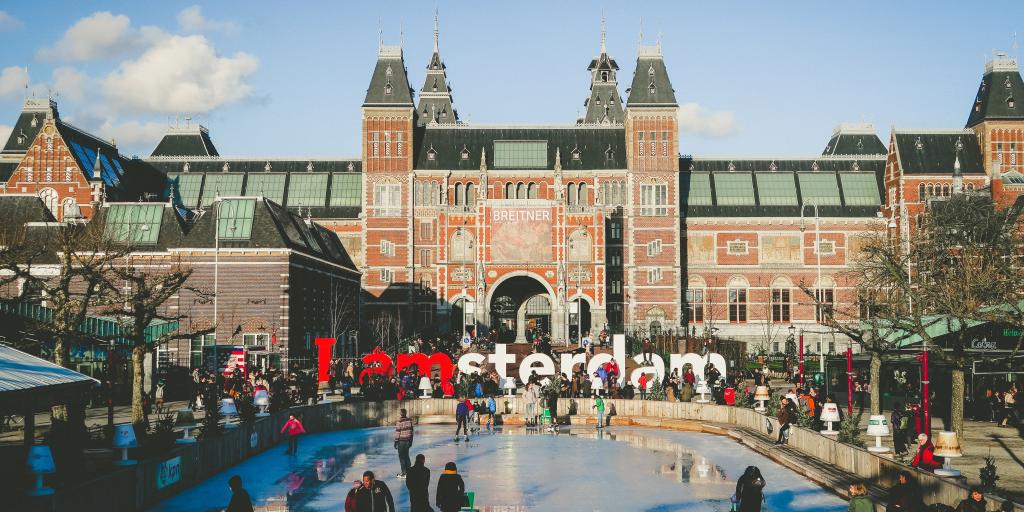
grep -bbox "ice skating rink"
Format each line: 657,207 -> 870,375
150,425 -> 848,511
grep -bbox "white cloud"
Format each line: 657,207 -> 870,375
0,66 -> 29,99
0,125 -> 12,145
177,6 -> 238,34
52,67 -> 89,102
0,11 -> 21,31
103,34 -> 257,115
96,119 -> 168,149
36,12 -> 164,62
677,102 -> 738,139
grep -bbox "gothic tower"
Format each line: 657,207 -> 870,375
966,52 -> 1024,177
416,14 -> 458,126
581,17 -> 624,125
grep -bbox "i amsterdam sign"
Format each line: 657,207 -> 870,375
357,335 -> 728,386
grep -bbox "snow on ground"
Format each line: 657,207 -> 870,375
150,425 -> 848,511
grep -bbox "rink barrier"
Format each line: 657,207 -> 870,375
25,397 -> 1021,512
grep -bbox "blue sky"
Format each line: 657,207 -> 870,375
1,1 -> 1023,158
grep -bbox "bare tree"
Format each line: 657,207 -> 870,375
102,255 -> 212,426
328,277 -> 359,356
0,221 -> 125,426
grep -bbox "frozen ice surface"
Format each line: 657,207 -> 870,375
150,425 -> 848,511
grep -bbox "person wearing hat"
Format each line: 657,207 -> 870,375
435,462 -> 466,512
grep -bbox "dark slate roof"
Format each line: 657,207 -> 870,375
1,99 -> 57,156
363,47 -> 414,107
54,119 -> 129,189
966,56 -> 1024,128
681,156 -> 885,218
415,125 -> 627,170
150,127 -> 219,157
0,344 -> 97,396
626,49 -> 677,107
145,157 -> 361,174
892,131 -> 985,175
97,199 -> 358,273
0,195 -> 56,240
583,49 -> 624,125
822,125 -> 887,156
0,160 -> 17,182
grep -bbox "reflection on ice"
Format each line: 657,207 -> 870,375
150,425 -> 848,512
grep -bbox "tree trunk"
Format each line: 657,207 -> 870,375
950,368 -> 965,436
870,351 -> 882,415
51,335 -> 70,422
131,345 -> 147,426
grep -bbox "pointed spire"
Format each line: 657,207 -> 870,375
479,147 -> 487,171
600,11 -> 607,54
433,9 -> 440,53
554,147 -> 562,171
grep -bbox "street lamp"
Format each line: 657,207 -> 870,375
800,202 -> 823,386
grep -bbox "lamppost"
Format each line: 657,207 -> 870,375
800,203 -> 822,387
890,205 -> 929,436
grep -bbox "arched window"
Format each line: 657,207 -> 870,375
646,307 -> 666,336
61,198 -> 79,221
567,182 -> 577,205
414,182 -> 423,205
568,229 -> 592,262
449,229 -> 476,262
466,183 -> 476,205
942,184 -> 950,197
918,183 -> 926,199
527,182 -> 538,199
926,184 -> 934,197
578,183 -> 588,205
455,183 -> 464,205
38,188 -> 59,218
516,182 -> 525,199
727,276 -> 749,323
504,182 -> 514,199
433,183 -> 441,205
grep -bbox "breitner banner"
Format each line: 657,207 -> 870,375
358,334 -> 727,387
489,206 -> 553,263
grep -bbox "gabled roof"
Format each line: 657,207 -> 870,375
626,46 -> 677,107
892,130 -> 985,175
966,54 -> 1024,128
415,125 -> 627,170
1,98 -> 57,156
363,46 -> 414,107
681,155 -> 885,218
0,195 -> 56,241
54,119 -> 128,188
151,125 -> 219,157
822,123 -> 887,156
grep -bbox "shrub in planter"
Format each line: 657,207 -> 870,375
234,393 -> 257,427
146,406 -> 179,455
199,384 -> 222,439
837,412 -> 865,448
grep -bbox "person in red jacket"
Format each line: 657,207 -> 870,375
281,414 -> 306,455
911,433 -> 943,472
638,373 -> 649,400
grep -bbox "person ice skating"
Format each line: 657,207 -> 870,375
225,475 -> 254,512
280,414 -> 306,454
355,471 -> 395,512
593,395 -> 605,428
435,462 -> 466,512
485,395 -> 496,430
911,433 -> 943,472
406,454 -> 433,512
394,408 -> 414,478
848,481 -> 876,512
454,396 -> 470,441
734,466 -> 766,512
345,480 -> 362,512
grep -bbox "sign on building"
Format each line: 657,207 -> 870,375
156,456 -> 181,490
490,207 -> 553,262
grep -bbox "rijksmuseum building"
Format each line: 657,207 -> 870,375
2,27 -> 1023,362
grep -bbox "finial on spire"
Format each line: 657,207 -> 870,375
399,20 -> 404,48
638,17 -> 644,51
377,18 -> 383,49
600,11 -> 607,54
434,9 -> 440,53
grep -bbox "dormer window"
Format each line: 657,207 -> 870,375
609,96 -> 615,105
976,99 -> 982,112
183,162 -> 190,172
811,161 -> 820,172
856,139 -> 864,150
727,162 -> 736,172
460,147 -> 470,160
601,71 -> 608,82
265,162 -> 272,171
769,161 -> 778,172
915,137 -> 924,150
432,78 -> 438,92
222,162 -> 230,172
30,116 -> 37,128
595,96 -> 601,105
16,132 -> 24,145
955,138 -> 964,151
427,147 -> 437,161
386,64 -> 393,77
384,82 -> 393,95
648,65 -> 655,77
1005,76 -> 1012,88
571,147 -> 581,161
440,109 -> 448,118
852,161 -> 860,172
605,145 -> 615,162
649,82 -> 656,95
1009,96 -> 1016,109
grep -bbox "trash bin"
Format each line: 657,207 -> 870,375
460,490 -> 476,511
